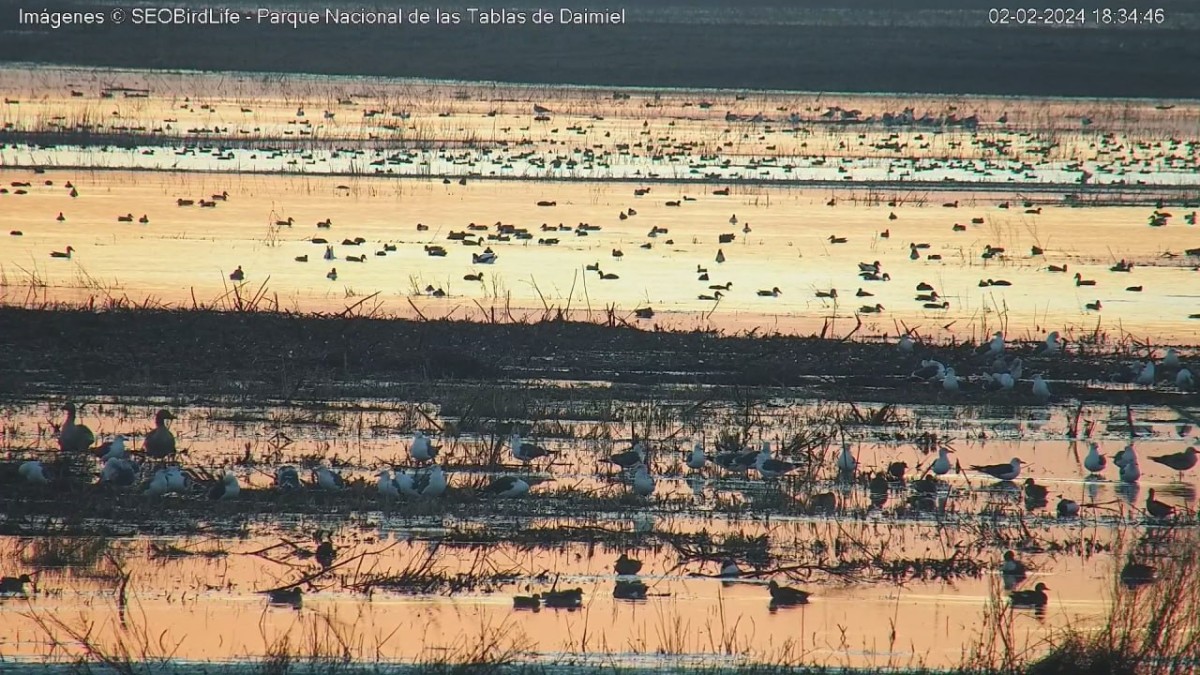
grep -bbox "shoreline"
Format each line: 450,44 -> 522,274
2,306 -> 1196,406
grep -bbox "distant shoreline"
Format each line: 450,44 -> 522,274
2,1 -> 1199,99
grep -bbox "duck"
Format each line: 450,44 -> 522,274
1145,489 -> 1175,519
815,289 -> 838,299
698,290 -> 724,301
0,574 -> 33,594
859,303 -> 884,314
50,246 -> 75,259
757,287 -> 782,297
1010,583 -> 1050,608
58,402 -> 95,452
117,213 -> 134,222
718,558 -> 742,578
229,266 -> 245,281
1120,560 -> 1156,588
327,268 -> 338,280
615,553 -> 643,576
856,288 -> 873,298
266,587 -> 302,607
513,594 -> 542,610
1085,300 -> 1102,312
295,255 -> 308,263
541,588 -> 584,609
828,235 -> 847,244
970,457 -> 1024,481
1074,272 -> 1096,286
767,580 -> 811,605
144,409 -> 177,458
208,471 -> 240,500
1023,478 -> 1049,503
1056,496 -> 1080,518
56,212 -> 65,222
1001,551 -> 1027,580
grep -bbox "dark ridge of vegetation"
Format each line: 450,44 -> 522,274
0,306 -> 1195,407
3,1 -> 1200,98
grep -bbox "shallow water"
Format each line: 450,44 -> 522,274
1,397 -> 1198,668
1,170 -> 1199,343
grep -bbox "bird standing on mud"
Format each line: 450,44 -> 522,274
510,433 -> 556,463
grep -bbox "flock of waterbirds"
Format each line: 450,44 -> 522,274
5,319 -> 1197,610
13,174 -> 1200,320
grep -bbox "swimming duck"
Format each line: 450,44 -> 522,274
767,580 -> 811,605
1010,583 -> 1050,608
615,553 -> 643,576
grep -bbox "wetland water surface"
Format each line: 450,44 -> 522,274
2,65 -> 1200,672
1,397 -> 1198,668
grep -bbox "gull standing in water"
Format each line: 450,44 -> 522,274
1083,442 -> 1107,475
836,443 -> 858,474
686,442 -> 708,470
632,465 -> 656,497
1148,447 -> 1198,480
755,441 -> 797,479
970,458 -> 1024,481
931,446 -> 954,476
